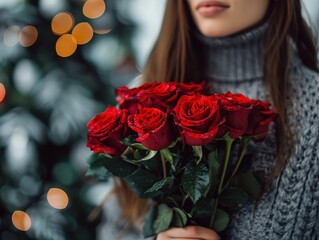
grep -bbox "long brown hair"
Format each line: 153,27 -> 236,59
114,0 -> 319,228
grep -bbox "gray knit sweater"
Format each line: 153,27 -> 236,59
97,24 -> 319,240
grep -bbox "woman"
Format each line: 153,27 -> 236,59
98,0 -> 319,239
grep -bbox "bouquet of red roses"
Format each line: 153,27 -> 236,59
86,82 -> 277,237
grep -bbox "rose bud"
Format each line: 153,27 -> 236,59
127,107 -> 176,151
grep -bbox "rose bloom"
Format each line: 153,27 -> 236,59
128,107 -> 177,151
115,82 -> 208,114
115,82 -> 158,114
133,83 -> 178,112
87,106 -> 127,156
175,82 -> 209,95
142,82 -> 179,104
140,82 -> 208,109
216,92 -> 254,139
173,94 -> 222,145
245,100 -> 277,140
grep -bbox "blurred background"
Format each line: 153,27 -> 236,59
0,0 -> 318,239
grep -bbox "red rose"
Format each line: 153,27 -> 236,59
173,94 -> 222,145
217,92 -> 254,139
87,106 -> 127,156
115,82 -> 158,114
138,82 -> 179,111
143,82 -> 179,103
127,108 -> 176,151
245,100 -> 277,140
176,82 -> 209,95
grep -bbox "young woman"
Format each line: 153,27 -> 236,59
98,0 -> 319,239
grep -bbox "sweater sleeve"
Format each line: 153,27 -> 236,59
263,67 -> 319,239
226,66 -> 319,240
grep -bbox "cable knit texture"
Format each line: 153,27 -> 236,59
97,24 -> 319,240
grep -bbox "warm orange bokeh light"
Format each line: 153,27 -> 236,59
20,26 -> 38,47
56,34 -> 77,57
51,12 -> 75,35
47,188 -> 69,209
0,83 -> 5,102
72,22 -> 93,45
12,211 -> 32,231
83,0 -> 106,19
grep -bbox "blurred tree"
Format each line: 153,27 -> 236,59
0,0 -> 138,239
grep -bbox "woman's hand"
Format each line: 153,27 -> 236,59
156,226 -> 220,240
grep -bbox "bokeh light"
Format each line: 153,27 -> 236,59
0,83 -> 6,102
39,0 -> 69,18
11,211 -> 32,231
19,26 -> 38,47
51,12 -> 75,35
56,34 -> 77,57
47,188 -> 69,209
72,22 -> 94,45
94,28 -> 111,35
3,25 -> 21,47
83,0 -> 106,19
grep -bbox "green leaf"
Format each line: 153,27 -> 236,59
143,207 -> 157,238
85,154 -> 111,181
237,172 -> 261,199
219,187 -> 250,211
160,148 -> 175,171
192,145 -> 203,161
171,208 -> 187,227
121,135 -> 137,146
103,157 -> 137,177
141,153 -> 161,174
212,209 -> 229,232
85,165 -> 111,181
181,163 -> 210,203
133,150 -> 142,159
191,198 -> 215,218
131,150 -> 158,163
153,204 -> 174,234
125,167 -> 160,198
145,176 -> 174,194
87,153 -> 108,165
167,137 -> 181,148
130,143 -> 148,150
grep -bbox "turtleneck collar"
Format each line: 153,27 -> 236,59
195,23 -> 268,82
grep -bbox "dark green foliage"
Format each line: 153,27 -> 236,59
0,0 -> 138,239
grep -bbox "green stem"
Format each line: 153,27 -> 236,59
209,198 -> 219,229
210,136 -> 234,229
217,137 -> 234,195
161,154 -> 167,179
222,137 -> 250,192
181,194 -> 189,208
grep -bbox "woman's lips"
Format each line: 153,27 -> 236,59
197,1 -> 229,17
